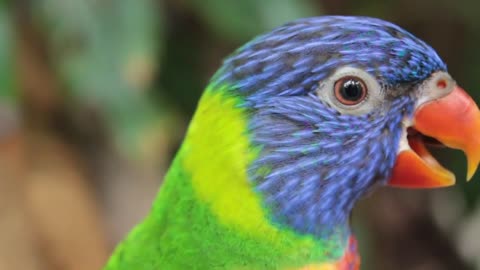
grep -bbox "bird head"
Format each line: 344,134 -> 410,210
205,16 -> 480,238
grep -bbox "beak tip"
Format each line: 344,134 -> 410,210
466,149 -> 480,181
467,162 -> 479,182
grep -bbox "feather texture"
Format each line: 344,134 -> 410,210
105,16 -> 448,270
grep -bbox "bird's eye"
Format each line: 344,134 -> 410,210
334,77 -> 367,105
316,66 -> 383,115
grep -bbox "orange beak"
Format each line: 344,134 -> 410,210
388,86 -> 480,188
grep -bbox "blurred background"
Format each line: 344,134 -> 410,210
1,0 -> 480,269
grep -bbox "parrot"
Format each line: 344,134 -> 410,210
104,16 -> 480,270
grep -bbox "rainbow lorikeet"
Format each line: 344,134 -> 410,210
104,16 -> 480,270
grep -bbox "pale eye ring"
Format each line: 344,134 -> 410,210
334,76 -> 368,105
316,66 -> 383,115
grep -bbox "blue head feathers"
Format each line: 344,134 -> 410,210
211,16 -> 447,238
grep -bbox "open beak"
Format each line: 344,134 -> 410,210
388,85 -> 480,188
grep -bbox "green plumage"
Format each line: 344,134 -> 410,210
104,89 -> 345,270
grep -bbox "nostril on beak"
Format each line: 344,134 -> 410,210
437,79 -> 447,90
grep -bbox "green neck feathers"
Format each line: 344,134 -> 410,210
104,88 -> 348,270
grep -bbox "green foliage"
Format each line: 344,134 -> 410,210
0,6 -> 15,103
187,0 -> 318,42
33,0 -> 166,159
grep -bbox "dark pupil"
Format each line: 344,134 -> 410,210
340,79 -> 363,101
